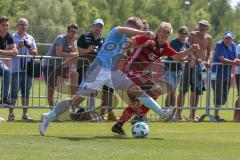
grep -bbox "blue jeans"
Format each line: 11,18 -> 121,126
9,72 -> 33,104
0,64 -> 11,100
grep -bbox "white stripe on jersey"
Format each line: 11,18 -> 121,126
124,47 -> 142,72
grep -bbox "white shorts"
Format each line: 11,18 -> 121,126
77,60 -> 133,97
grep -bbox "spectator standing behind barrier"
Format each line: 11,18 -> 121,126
77,19 -> 117,121
43,24 -> 79,109
164,26 -> 190,119
8,18 -> 38,121
177,20 -> 212,121
234,42 -> 240,121
212,31 -> 239,122
0,17 -> 17,121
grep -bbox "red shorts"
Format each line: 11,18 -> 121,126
126,72 -> 160,99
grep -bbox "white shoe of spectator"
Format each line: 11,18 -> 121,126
189,114 -> 200,122
0,116 -> 6,123
8,113 -> 15,121
22,114 -> 34,122
175,115 -> 187,122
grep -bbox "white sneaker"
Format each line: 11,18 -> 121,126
0,116 -> 6,123
161,107 -> 176,121
8,113 -> 15,121
39,114 -> 49,136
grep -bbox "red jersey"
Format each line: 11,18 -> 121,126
124,35 -> 176,73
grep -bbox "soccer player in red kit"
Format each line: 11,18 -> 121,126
112,22 -> 200,135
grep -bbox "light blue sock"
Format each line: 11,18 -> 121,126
138,92 -> 162,116
45,108 -> 57,122
45,99 -> 71,122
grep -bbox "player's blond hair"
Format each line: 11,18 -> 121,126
155,22 -> 173,34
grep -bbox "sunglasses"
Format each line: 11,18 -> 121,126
18,23 -> 28,26
181,32 -> 188,35
69,30 -> 78,33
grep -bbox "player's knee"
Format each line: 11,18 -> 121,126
70,71 -> 79,80
127,84 -> 143,97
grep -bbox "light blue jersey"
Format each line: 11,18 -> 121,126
97,27 -> 128,70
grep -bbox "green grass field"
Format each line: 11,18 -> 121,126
0,107 -> 240,160
1,120 -> 240,160
1,79 -> 240,160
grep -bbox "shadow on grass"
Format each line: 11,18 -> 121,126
52,135 -> 164,141
6,120 -> 41,123
6,120 -> 77,123
94,135 -> 164,140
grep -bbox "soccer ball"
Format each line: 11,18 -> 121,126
131,122 -> 149,138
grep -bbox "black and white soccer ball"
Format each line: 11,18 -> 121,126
131,122 -> 149,138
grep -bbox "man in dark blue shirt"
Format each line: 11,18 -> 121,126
212,31 -> 239,121
0,17 -> 17,104
164,26 -> 190,112
0,17 -> 17,122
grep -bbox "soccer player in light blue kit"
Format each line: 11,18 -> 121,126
39,17 -> 174,136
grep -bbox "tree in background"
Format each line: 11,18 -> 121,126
0,0 -> 239,54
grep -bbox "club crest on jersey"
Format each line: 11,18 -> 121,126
104,41 -> 117,51
149,53 -> 158,61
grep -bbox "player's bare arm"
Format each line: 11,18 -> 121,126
172,44 -> 200,60
117,27 -> 155,39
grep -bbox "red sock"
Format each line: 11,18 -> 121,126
137,96 -> 157,117
138,105 -> 150,117
118,105 -> 136,125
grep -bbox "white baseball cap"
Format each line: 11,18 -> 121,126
198,20 -> 209,26
93,19 -> 104,26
